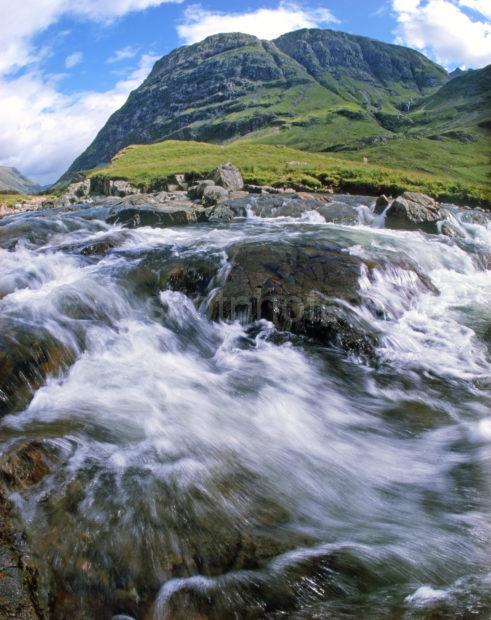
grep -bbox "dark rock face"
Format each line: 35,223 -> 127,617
209,240 -> 376,354
385,191 -> 442,233
60,30 -> 448,181
274,29 -> 446,90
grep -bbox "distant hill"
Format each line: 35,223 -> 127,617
59,28 -> 490,187
0,167 -> 41,194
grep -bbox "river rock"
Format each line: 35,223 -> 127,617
209,240 -> 377,355
0,491 -> 43,619
316,202 -> 360,224
0,327 -> 75,417
385,192 -> 442,233
440,221 -> 464,238
0,441 -> 59,491
374,194 -> 391,214
188,180 -> 215,200
0,440 -> 59,619
205,204 -> 235,222
106,205 -> 203,228
202,185 -> 229,206
213,163 -> 244,192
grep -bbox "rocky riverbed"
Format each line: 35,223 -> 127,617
0,168 -> 490,619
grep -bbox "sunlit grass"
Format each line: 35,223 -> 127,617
90,140 -> 491,206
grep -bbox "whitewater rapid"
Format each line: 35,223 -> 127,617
0,199 -> 490,618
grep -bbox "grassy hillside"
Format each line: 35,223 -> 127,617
61,29 -> 449,183
238,64 -> 491,186
89,140 -> 490,206
333,135 -> 490,186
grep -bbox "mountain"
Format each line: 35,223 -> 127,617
60,29 -> 489,186
449,68 -> 473,79
0,166 -> 41,194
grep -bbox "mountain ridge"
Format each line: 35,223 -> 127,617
0,166 -> 41,194
59,28 -> 489,186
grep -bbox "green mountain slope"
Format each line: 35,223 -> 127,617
60,29 -> 490,187
0,166 -> 40,194
60,29 -> 451,182
331,64 -> 491,185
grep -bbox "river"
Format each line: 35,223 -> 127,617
0,196 -> 490,619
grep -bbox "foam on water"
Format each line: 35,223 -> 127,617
0,200 -> 490,617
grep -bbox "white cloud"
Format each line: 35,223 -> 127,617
0,0 -> 180,183
458,0 -> 491,20
0,0 -> 181,75
177,2 -> 339,45
0,53 -> 159,185
107,45 -> 139,63
392,0 -> 491,68
65,51 -> 83,69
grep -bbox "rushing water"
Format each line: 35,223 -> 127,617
0,198 -> 490,619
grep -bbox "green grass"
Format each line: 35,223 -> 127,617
335,135 -> 491,186
0,194 -> 36,206
89,140 -> 491,206
0,194 -> 54,208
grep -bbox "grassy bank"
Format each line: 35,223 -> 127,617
90,141 -> 490,207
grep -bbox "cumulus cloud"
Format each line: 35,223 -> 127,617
0,0 -> 180,75
458,0 -> 491,20
392,0 -> 491,68
0,53 -> 159,184
65,51 -> 83,69
177,2 -> 339,45
0,0 -> 179,182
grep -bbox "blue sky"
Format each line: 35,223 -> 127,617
0,0 -> 489,184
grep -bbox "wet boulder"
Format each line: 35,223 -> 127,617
106,205 -> 203,228
440,221 -> 464,239
253,196 -> 310,218
0,440 -> 60,492
0,491 -> 43,619
0,440 -> 59,619
374,194 -> 391,214
127,251 -> 219,301
316,202 -> 360,225
213,163 -> 244,192
209,240 -> 377,355
0,326 -> 75,417
385,192 -> 442,233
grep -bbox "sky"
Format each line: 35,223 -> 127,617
0,0 -> 489,185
